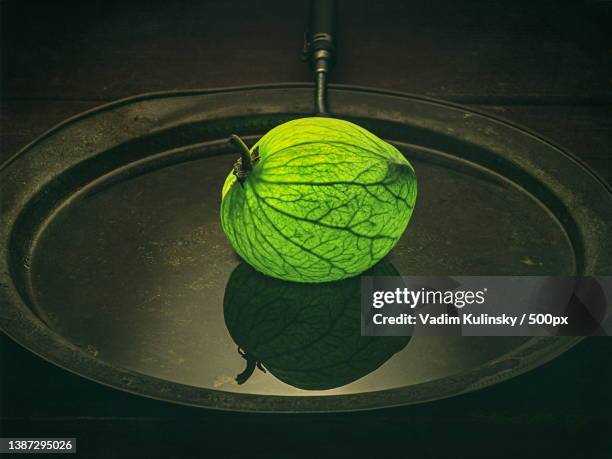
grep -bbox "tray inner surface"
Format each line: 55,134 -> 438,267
22,122 -> 575,397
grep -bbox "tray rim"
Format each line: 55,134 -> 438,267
1,83 -> 610,195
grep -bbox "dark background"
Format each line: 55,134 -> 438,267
1,1 -> 611,457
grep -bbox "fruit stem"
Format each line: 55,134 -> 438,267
229,134 -> 253,185
236,347 -> 266,385
236,355 -> 257,385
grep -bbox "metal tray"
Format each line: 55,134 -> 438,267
1,84 -> 610,412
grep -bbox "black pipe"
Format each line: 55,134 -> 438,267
303,0 -> 337,114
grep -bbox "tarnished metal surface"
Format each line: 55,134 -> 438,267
1,85 -> 610,412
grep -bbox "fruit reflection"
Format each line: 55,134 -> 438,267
223,261 -> 411,390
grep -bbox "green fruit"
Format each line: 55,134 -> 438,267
223,261 -> 411,390
221,117 -> 417,283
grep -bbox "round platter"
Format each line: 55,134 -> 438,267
1,84 -> 610,412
